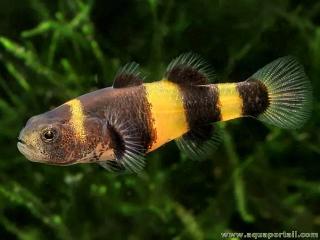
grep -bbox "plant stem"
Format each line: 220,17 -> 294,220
221,123 -> 255,223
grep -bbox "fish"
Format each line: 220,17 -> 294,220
17,53 -> 312,173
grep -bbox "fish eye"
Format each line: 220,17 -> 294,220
41,128 -> 58,143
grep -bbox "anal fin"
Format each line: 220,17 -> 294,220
176,124 -> 221,160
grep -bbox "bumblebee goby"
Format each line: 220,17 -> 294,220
17,53 -> 312,173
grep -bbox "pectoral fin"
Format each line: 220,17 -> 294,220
98,122 -> 146,174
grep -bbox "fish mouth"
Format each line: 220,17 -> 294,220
17,139 -> 28,154
17,138 -> 25,144
17,140 -> 43,163
17,140 -> 76,166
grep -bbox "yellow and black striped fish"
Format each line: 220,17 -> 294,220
17,53 -> 312,173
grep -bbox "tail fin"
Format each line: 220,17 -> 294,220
252,56 -> 312,129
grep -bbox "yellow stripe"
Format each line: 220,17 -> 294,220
217,83 -> 243,121
145,80 -> 188,151
66,99 -> 86,142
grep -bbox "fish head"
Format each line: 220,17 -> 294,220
17,102 -> 113,165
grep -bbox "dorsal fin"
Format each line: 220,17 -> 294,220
165,53 -> 214,85
113,62 -> 144,88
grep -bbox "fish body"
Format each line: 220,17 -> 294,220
17,54 -> 312,173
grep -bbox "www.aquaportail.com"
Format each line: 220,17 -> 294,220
221,230 -> 319,239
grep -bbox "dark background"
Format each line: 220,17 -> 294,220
0,0 -> 319,239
